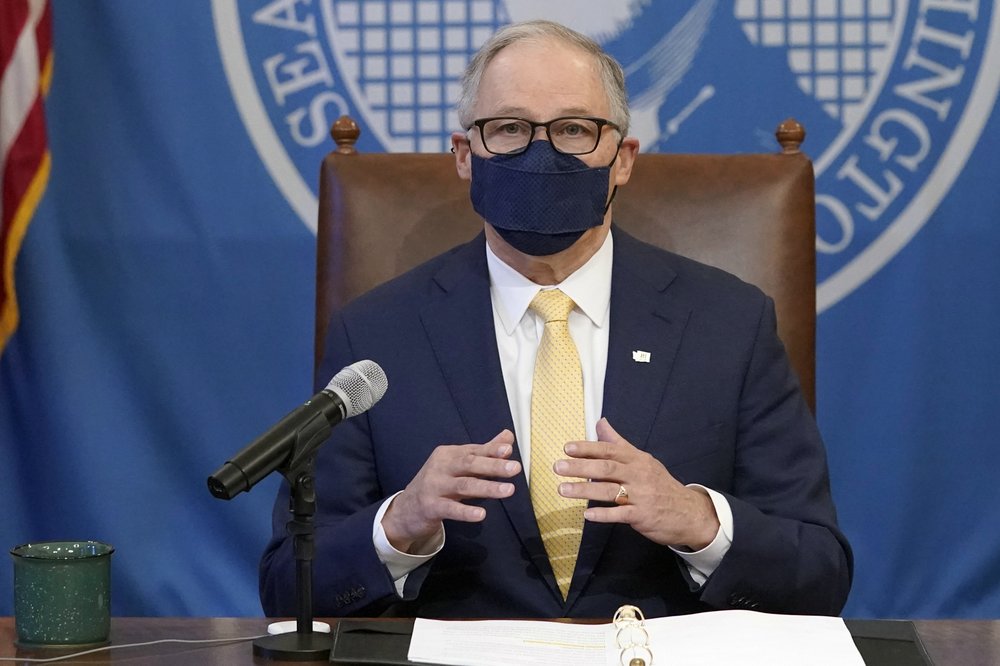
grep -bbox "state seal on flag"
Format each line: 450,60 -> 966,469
213,0 -> 1000,310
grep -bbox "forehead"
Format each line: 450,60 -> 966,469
474,38 -> 609,120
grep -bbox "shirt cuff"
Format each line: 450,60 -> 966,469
669,484 -> 734,587
372,491 -> 445,596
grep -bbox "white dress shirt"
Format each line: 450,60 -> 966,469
374,231 -> 733,595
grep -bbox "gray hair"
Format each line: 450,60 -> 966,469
456,20 -> 630,135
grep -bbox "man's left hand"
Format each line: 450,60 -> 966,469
555,418 -> 720,550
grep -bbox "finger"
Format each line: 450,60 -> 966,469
448,476 -> 516,501
583,505 -> 631,524
430,436 -> 520,478
563,439 -> 633,463
481,429 -> 516,458
565,420 -> 636,462
489,429 -> 516,445
558,480 -> 621,503
554,457 -> 623,482
447,450 -> 521,479
432,498 -> 488,523
563,442 -> 624,460
442,431 -> 515,459
596,417 -> 625,444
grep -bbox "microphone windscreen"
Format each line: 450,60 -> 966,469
324,360 -> 388,417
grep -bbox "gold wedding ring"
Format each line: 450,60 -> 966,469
614,484 -> 629,505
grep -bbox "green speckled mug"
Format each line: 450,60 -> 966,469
10,541 -> 114,647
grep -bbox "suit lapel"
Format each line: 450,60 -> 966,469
419,236 -> 511,444
567,229 -> 692,609
602,230 -> 690,453
419,235 -> 560,602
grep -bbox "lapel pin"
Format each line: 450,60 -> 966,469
632,350 -> 651,363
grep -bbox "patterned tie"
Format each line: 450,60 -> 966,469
529,289 -> 587,600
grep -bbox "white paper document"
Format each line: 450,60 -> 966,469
407,610 -> 866,666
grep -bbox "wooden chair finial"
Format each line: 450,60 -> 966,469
775,118 -> 805,154
330,115 -> 361,154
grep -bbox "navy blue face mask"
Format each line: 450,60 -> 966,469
470,140 -> 618,256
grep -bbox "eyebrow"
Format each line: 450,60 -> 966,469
488,106 -> 595,119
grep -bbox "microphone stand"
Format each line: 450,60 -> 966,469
252,414 -> 335,661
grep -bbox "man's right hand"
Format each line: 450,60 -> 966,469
381,430 -> 520,553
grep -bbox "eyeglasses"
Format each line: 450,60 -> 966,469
470,116 -> 621,156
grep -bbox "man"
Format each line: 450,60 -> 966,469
261,20 -> 852,619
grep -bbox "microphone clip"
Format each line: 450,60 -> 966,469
280,406 -> 334,484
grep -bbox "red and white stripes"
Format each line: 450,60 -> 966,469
1,0 -> 52,353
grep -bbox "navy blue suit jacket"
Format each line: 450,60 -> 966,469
260,228 -> 852,619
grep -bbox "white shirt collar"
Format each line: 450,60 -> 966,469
486,231 -> 614,335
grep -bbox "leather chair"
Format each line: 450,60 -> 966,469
316,116 -> 817,410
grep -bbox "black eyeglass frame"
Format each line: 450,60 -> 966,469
468,116 -> 623,156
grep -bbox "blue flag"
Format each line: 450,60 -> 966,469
2,1 -> 999,618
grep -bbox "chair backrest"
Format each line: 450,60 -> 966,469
316,117 -> 817,411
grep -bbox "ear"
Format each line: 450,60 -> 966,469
452,132 -> 472,181
612,136 -> 640,187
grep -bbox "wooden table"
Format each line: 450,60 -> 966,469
911,619 -> 1000,665
2,616 -> 999,664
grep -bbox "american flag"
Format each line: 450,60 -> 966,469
1,0 -> 51,354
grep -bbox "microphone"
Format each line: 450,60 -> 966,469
207,360 -> 388,500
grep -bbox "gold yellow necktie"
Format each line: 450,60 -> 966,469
529,289 -> 587,599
